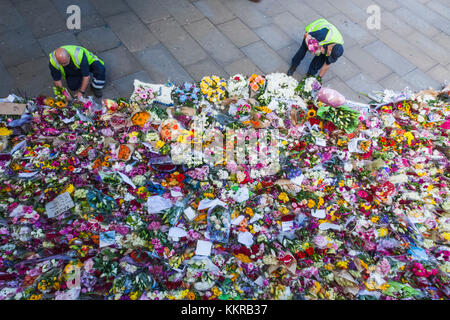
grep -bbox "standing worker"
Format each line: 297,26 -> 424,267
49,45 -> 106,98
287,18 -> 344,80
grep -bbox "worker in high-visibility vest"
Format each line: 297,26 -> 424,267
287,19 -> 344,79
49,45 -> 106,98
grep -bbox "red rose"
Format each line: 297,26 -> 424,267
297,251 -> 306,259
176,174 -> 185,182
306,247 -> 314,256
308,118 -> 321,126
234,76 -> 240,81
280,255 -> 294,265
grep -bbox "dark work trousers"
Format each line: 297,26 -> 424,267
66,61 -> 106,91
291,39 -> 328,76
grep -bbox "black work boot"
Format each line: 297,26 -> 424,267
287,66 -> 296,76
90,84 -> 103,98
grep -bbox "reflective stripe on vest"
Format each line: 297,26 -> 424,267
49,46 -> 104,79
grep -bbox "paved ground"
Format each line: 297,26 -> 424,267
0,0 -> 449,103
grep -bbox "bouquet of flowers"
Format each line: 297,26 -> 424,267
317,105 -> 359,133
249,74 -> 265,94
227,74 -> 249,99
259,73 -> 298,105
53,86 -> 71,102
130,83 -> 157,106
228,99 -> 252,121
207,205 -> 231,243
295,76 -> 322,100
200,75 -> 227,104
172,82 -> 201,108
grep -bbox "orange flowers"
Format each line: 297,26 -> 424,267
131,111 -> 150,127
160,119 -> 181,142
249,74 -> 265,92
118,144 -> 131,161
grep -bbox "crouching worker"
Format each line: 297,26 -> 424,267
49,45 -> 106,98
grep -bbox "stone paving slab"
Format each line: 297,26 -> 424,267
0,1 -> 26,34
307,0 -> 340,18
406,31 -> 450,66
223,57 -> 263,77
345,73 -> 384,97
38,31 -> 80,55
282,1 -> 322,23
329,55 -> 360,81
427,0 -> 450,20
0,0 -> 449,101
185,18 -> 244,66
374,0 -> 401,11
159,0 -> 205,26
90,0 -> 130,18
149,18 -> 208,67
364,40 -> 416,77
100,45 -> 142,82
250,0 -> 288,17
426,64 -> 450,84
106,11 -> 159,53
76,26 -> 122,54
376,29 -> 438,72
379,73 -> 413,92
254,24 -> 293,51
0,27 -> 45,68
125,0 -> 171,24
7,56 -> 53,97
222,0 -> 270,29
194,0 -> 236,25
394,7 -> 440,38
433,33 -> 450,53
15,0 -> 68,38
328,13 -> 377,47
271,11 -> 306,43
330,0 -> 369,23
241,41 -> 289,74
404,69 -> 441,91
344,46 -> 392,81
0,62 -> 16,97
216,19 -> 260,48
401,0 -> 450,33
379,11 -> 416,38
185,58 -> 229,82
134,43 -> 194,84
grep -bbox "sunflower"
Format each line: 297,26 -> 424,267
44,98 -> 55,106
306,109 -> 316,119
55,100 -> 66,108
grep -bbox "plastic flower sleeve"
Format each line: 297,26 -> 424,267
207,204 -> 231,244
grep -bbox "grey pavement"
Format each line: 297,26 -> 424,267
0,0 -> 449,103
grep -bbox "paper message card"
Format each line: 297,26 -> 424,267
0,102 -> 26,115
281,220 -> 294,231
195,240 -> 212,256
184,207 -> 197,221
45,192 -> 75,218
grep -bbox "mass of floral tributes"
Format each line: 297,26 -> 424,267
0,72 -> 449,300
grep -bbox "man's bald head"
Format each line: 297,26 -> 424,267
55,47 -> 71,66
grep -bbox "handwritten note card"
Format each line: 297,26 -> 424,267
45,192 -> 75,218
